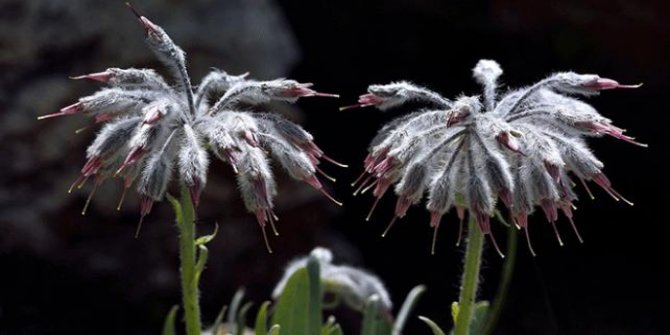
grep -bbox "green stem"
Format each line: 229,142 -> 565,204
481,221 -> 518,335
454,216 -> 484,335
177,186 -> 202,335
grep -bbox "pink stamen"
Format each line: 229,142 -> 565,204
487,232 -> 505,259
560,204 -> 584,243
81,181 -> 100,216
579,177 -> 595,200
70,71 -> 112,83
320,153 -> 348,168
524,226 -> 537,257
255,209 -> 273,254
365,195 -> 383,221
381,216 -> 398,237
37,102 -> 84,120
584,78 -> 643,90
394,196 -> 412,218
117,147 -> 146,175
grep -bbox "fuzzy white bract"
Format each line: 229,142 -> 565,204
39,7 -> 343,252
272,247 -> 393,311
345,60 -> 643,256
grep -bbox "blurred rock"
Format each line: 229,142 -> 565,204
0,1 -> 350,334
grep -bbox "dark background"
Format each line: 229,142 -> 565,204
1,0 -> 669,334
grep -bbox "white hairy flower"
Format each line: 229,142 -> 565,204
346,59 -> 644,256
39,5 -> 343,252
272,247 -> 393,311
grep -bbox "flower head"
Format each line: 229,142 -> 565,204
346,59 -> 643,256
39,6 -> 343,252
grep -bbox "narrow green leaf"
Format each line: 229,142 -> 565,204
268,325 -> 281,335
306,255 -> 323,334
194,245 -> 209,282
361,295 -> 391,335
271,264 -> 321,335
228,289 -> 246,331
392,285 -> 426,335
254,301 -> 271,335
166,193 -> 183,225
418,316 -> 446,335
195,223 -> 219,246
468,301 -> 490,334
328,324 -> 344,335
236,302 -> 253,335
451,301 -> 459,324
161,305 -> 179,335
211,305 -> 228,335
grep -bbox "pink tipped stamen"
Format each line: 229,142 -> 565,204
304,175 -> 342,206
360,179 -> 379,195
429,211 -> 442,228
394,196 -> 411,218
592,173 -> 629,203
524,226 -> 537,257
320,154 -> 348,168
68,174 -> 87,194
351,170 -> 368,187
38,102 -> 84,120
269,210 -> 279,236
310,92 -> 340,98
81,182 -> 100,216
561,206 -> 584,244
579,177 -> 595,200
136,197 -> 154,238
70,71 -> 112,83
255,210 -> 273,254
82,156 -> 103,177
381,216 -> 398,237
117,147 -> 145,175
550,220 -> 564,246
365,196 -> 382,221
117,185 -> 129,211
316,166 -> 336,183
353,175 -> 375,196
587,78 -> 643,90
487,232 -> 505,258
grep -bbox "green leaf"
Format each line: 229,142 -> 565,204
211,305 -> 228,335
306,255 -> 323,332
228,289 -> 246,332
268,325 -> 281,335
361,295 -> 392,335
392,285 -> 426,335
236,302 -> 253,335
322,316 -> 344,335
161,305 -> 179,335
166,193 -> 183,225
451,301 -> 459,324
468,301 -> 490,334
195,223 -> 219,246
255,301 -> 271,335
194,245 -> 209,282
418,316 -> 446,335
271,255 -> 322,335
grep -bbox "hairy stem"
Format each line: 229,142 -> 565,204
176,185 -> 202,335
454,215 -> 484,335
